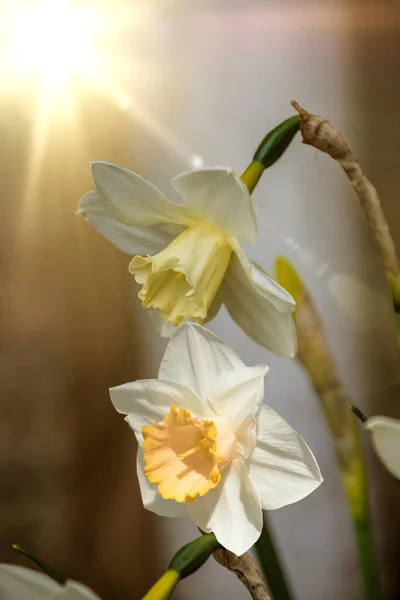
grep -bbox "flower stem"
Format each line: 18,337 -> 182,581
241,161 -> 265,194
141,571 -> 180,600
141,532 -> 221,600
340,451 -> 380,600
254,514 -> 294,600
353,515 -> 380,600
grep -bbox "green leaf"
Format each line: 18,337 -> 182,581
12,544 -> 67,585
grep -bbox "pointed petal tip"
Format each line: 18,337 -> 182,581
171,166 -> 235,183
364,415 -> 400,479
364,415 -> 400,431
90,160 -> 101,176
172,321 -> 212,340
254,363 -> 269,379
90,160 -> 122,182
90,159 -> 110,171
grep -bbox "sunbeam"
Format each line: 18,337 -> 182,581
1,0 -> 202,214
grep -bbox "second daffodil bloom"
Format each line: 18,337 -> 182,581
110,323 -> 322,556
0,564 -> 101,599
364,416 -> 400,480
77,162 -> 297,357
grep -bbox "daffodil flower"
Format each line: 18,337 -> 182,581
0,564 -> 101,599
110,323 -> 322,555
365,416 -> 400,480
78,163 -> 297,357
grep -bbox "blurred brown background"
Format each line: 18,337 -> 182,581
0,1 -> 400,599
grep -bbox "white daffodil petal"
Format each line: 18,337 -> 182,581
110,379 -> 205,438
171,168 -> 257,243
78,191 -> 186,256
233,244 -> 296,312
136,447 -> 185,518
203,285 -> 224,324
248,405 -> 323,510
185,459 -> 263,556
365,416 -> 400,479
91,162 -> 195,227
147,308 -> 178,338
56,582 -> 102,599
158,323 -> 244,399
0,564 -> 60,598
0,566 -> 101,600
223,251 -> 297,357
208,366 -> 268,428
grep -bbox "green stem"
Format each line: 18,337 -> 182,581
340,462 -> 380,600
353,516 -> 380,600
254,514 -> 294,600
142,571 -> 180,600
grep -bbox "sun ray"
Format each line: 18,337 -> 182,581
2,0 -> 204,225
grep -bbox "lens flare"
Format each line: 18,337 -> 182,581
9,0 -> 97,89
2,0 -> 203,213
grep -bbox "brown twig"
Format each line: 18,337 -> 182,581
212,548 -> 271,600
291,100 -> 400,301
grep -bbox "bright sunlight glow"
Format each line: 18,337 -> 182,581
2,0 -> 203,202
9,0 -> 97,88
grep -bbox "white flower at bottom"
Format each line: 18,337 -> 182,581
110,323 -> 323,556
364,416 -> 400,479
0,564 -> 101,599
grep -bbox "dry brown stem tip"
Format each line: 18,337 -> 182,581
212,548 -> 271,600
291,100 -> 400,287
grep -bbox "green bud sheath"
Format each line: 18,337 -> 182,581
141,533 -> 220,600
168,532 -> 221,579
253,114 -> 300,169
241,114 -> 301,194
